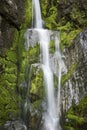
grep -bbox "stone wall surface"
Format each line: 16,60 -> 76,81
0,0 -> 30,127
62,30 -> 87,130
0,0 -> 25,56
62,30 -> 87,108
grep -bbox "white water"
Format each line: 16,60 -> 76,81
23,0 -> 87,129
31,0 -> 62,130
54,34 -> 64,130
32,0 -> 42,28
55,34 -> 61,113
37,29 -> 58,130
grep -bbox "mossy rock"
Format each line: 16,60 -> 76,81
0,0 -> 32,126
64,126 -> 75,130
30,66 -> 44,99
40,0 -> 87,51
64,96 -> 87,130
62,63 -> 77,85
0,86 -> 18,125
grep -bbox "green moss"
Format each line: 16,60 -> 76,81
66,29 -> 81,44
49,40 -> 55,53
11,29 -> 19,49
62,63 -> 77,85
70,5 -> 87,27
59,23 -> 81,50
0,0 -> 32,125
21,0 -> 32,29
67,114 -> 84,125
41,0 -> 86,52
41,0 -> 48,17
6,50 -> 17,63
30,68 -> 43,98
28,44 -> 40,64
64,126 -> 75,130
0,86 -> 18,125
64,96 -> 87,129
57,22 -> 72,31
5,74 -> 17,83
45,6 -> 58,29
31,99 -> 42,111
42,0 -> 87,51
5,67 -> 17,74
74,96 -> 87,116
11,0 -> 32,92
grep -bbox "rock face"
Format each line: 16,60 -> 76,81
0,0 -> 25,28
0,0 -> 25,56
0,0 -> 87,130
0,0 -> 19,29
56,0 -> 87,24
0,0 -> 31,126
62,30 -> 87,109
24,28 -> 87,130
62,30 -> 87,130
0,120 -> 27,130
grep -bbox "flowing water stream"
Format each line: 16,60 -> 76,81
24,0 -> 63,129
32,0 -> 42,28
23,0 -> 87,129
32,0 -> 62,130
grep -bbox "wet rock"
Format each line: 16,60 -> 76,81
0,0 -> 28,126
0,0 -> 25,29
62,30 -> 87,112
57,0 -> 87,28
0,0 -> 26,55
3,120 -> 27,130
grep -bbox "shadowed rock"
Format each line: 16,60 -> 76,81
0,0 -> 20,29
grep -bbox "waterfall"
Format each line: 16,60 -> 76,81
24,0 -> 63,129
55,34 -> 62,113
37,29 -> 58,130
54,34 -> 63,130
23,1 -> 87,130
32,0 -> 61,129
32,0 -> 42,28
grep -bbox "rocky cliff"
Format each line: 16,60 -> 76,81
0,0 -> 87,130
62,30 -> 87,130
0,0 -> 32,127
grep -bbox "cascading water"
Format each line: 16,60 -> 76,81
33,0 -> 57,130
32,0 -> 62,129
38,29 -> 58,130
24,0 -> 63,129
54,34 -> 64,130
23,1 -> 87,130
32,0 -> 42,28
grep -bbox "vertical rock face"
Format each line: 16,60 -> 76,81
56,0 -> 87,20
0,0 -> 25,27
0,0 -> 87,129
0,0 -> 25,54
62,30 -> 87,110
62,31 -> 87,130
23,29 -> 87,130
0,0 -> 31,126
